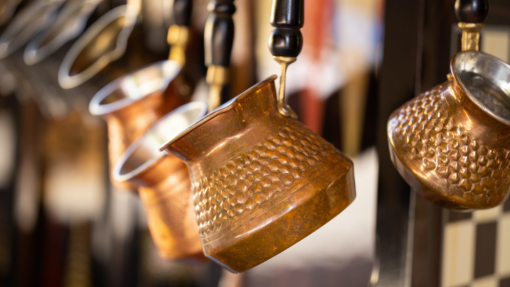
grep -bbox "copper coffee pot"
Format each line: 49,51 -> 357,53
108,0 -> 237,260
58,0 -> 140,89
24,0 -> 102,65
387,0 -> 510,211
160,0 -> 356,273
113,102 -> 208,260
89,0 -> 194,191
0,0 -> 64,59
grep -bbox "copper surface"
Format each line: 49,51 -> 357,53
113,102 -> 208,260
161,76 -> 356,273
388,51 -> 510,211
90,60 -> 189,191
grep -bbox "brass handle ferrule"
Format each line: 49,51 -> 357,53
167,25 -> 190,65
458,22 -> 484,52
206,65 -> 229,112
273,56 -> 298,119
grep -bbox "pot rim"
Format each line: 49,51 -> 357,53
89,59 -> 182,116
58,5 -> 137,89
0,0 -> 64,59
159,75 -> 278,152
24,0 -> 100,65
451,50 -> 510,127
113,101 -> 208,183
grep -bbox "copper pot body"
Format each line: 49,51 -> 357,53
114,102 -> 208,260
162,76 -> 356,272
388,51 -> 510,211
90,61 -> 189,191
135,152 -> 203,260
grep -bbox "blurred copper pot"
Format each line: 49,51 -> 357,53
113,102 -> 207,260
160,76 -> 356,272
0,0 -> 64,59
89,60 -> 189,190
388,51 -> 510,211
58,3 -> 138,89
24,0 -> 102,65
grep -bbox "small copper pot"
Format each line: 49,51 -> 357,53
388,51 -> 510,211
89,60 -> 189,190
0,0 -> 64,59
58,4 -> 138,89
113,102 -> 208,260
24,0 -> 101,65
161,76 -> 356,272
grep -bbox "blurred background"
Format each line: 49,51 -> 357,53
0,0 -> 509,286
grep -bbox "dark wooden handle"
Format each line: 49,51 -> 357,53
268,0 -> 304,57
455,0 -> 489,23
205,0 -> 236,67
173,0 -> 193,27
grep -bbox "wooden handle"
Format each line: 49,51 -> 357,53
205,0 -> 236,67
268,0 -> 304,58
173,0 -> 193,27
455,0 -> 489,51
455,0 -> 489,23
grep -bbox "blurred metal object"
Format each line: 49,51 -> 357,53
387,51 -> 510,211
167,24 -> 189,65
24,0 -> 102,65
113,102 -> 208,260
43,111 -> 106,223
161,76 -> 356,273
206,65 -> 229,112
0,0 -> 21,27
0,0 -> 64,59
89,60 -> 189,190
58,2 -> 139,89
0,61 -> 16,96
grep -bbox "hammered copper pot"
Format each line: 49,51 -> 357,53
161,76 -> 356,272
89,61 -> 188,190
388,51 -> 510,211
113,102 -> 207,260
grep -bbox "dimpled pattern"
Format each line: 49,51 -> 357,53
394,83 -> 510,205
193,122 -> 340,237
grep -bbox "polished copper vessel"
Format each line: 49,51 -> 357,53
89,61 -> 189,190
161,76 -> 356,272
387,0 -> 510,210
388,51 -> 510,210
113,102 -> 208,260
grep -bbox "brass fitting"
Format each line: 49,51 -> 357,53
167,25 -> 190,65
458,22 -> 484,52
206,65 -> 230,111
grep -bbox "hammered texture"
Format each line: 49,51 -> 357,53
193,122 -> 340,237
393,83 -> 510,206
